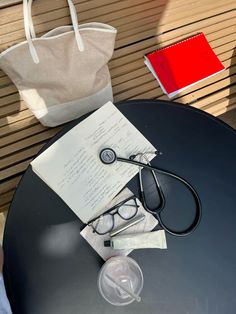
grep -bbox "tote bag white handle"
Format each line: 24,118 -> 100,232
23,0 -> 84,64
27,0 -> 36,38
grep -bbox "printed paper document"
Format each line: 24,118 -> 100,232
31,102 -> 156,223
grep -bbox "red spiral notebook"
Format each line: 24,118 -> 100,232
144,33 -> 225,98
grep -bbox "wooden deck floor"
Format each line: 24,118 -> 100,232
0,0 -> 236,213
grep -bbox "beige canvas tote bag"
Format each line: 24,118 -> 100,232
0,0 -> 117,127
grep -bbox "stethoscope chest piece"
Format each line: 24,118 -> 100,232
100,148 -> 117,164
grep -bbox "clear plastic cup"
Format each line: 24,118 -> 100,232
97,256 -> 144,306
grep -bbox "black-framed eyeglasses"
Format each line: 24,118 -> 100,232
87,195 -> 139,235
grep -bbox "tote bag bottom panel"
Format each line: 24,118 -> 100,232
27,82 -> 113,127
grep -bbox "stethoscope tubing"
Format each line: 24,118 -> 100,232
117,156 -> 202,237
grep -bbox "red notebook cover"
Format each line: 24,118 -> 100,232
144,33 -> 225,97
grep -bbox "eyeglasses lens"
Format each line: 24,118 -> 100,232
92,214 -> 113,234
118,199 -> 137,220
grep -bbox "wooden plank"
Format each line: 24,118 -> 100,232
0,0 -> 163,48
0,109 -> 33,127
0,128 -> 59,158
0,85 -> 17,98
83,0 -> 235,26
0,116 -> 40,137
0,0 -> 21,9
7,0 -> 191,37
0,76 -> 11,86
0,101 -> 26,118
212,102 -> 236,116
113,73 -> 153,95
114,4 -> 235,33
156,12 -> 236,46
0,0 -> 113,24
132,87 -> 163,100
0,203 -> 10,213
1,7 -> 234,67
1,0 -> 224,43
0,158 -> 32,181
155,29 -> 235,59
198,94 -> 236,115
191,85 -> 236,110
0,93 -> 19,107
0,0 -> 123,34
112,18 -> 236,70
214,41 -> 236,56
0,0 -> 202,26
208,96 -> 236,115
176,75 -> 236,105
0,123 -> 47,147
158,24 -> 236,53
118,9 -> 231,41
0,190 -> 14,207
0,0 -> 159,32
2,0 -> 149,23
114,80 -> 159,102
77,0 -> 166,23
1,0 -> 235,50
0,71 -> 6,78
0,142 -> 44,169
0,176 -> 21,194
157,2 -> 236,34
112,66 -> 148,86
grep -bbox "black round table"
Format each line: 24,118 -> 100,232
3,100 -> 236,314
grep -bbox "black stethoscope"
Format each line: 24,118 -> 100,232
99,148 -> 202,237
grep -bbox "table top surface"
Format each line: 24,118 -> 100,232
3,100 -> 236,314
